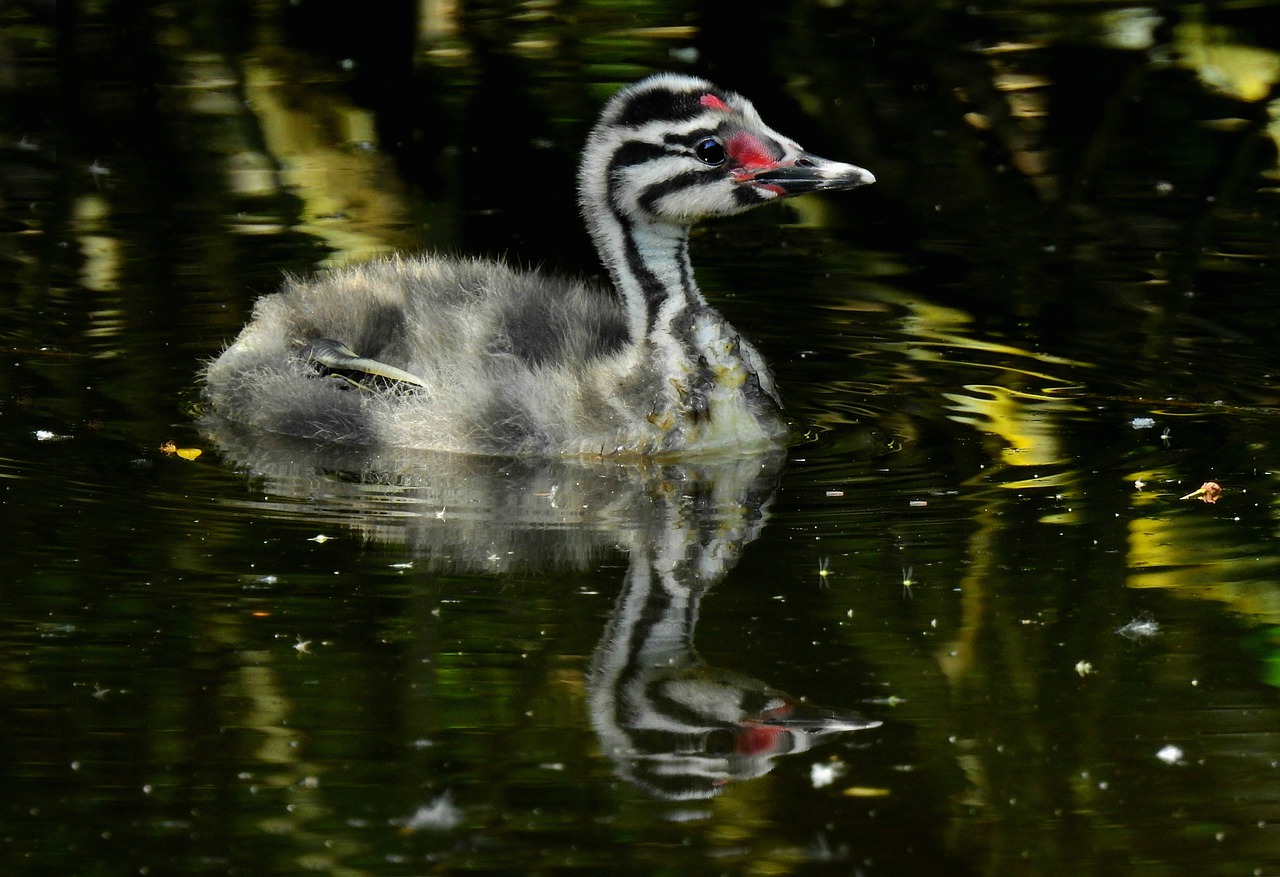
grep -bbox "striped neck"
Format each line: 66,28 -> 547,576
563,74 -> 873,450
577,73 -> 873,358
591,207 -> 703,347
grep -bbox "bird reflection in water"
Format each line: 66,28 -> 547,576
590,536 -> 880,800
203,420 -> 880,799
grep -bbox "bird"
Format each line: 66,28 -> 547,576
200,73 -> 874,458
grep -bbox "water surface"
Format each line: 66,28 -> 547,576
4,2 -> 1280,875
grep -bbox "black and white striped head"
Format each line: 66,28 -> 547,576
579,73 -> 874,228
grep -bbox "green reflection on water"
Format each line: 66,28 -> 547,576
5,1 -> 1280,875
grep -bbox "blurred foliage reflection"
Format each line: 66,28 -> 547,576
4,1 -> 1280,875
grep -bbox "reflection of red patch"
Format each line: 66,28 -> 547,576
736,722 -> 787,756
726,131 -> 779,170
700,93 -> 730,112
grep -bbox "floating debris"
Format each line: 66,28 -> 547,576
1156,744 -> 1184,765
1130,417 -> 1156,429
399,792 -> 462,833
1117,615 -> 1161,640
1180,481 -> 1222,503
811,760 -> 844,788
1075,660 -> 1094,676
842,786 -> 891,798
159,440 -> 202,461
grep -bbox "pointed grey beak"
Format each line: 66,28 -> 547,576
749,151 -> 875,195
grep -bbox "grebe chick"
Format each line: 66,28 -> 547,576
201,73 -> 874,458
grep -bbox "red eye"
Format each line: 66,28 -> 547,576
695,138 -> 726,166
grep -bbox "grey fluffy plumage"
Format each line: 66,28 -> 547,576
205,257 -> 647,454
201,74 -> 873,458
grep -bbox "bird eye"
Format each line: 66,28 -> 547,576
694,138 -> 726,166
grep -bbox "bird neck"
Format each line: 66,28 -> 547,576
590,211 -> 704,347
582,177 -> 785,451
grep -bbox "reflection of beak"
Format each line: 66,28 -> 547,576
747,151 -> 876,196
735,698 -> 882,756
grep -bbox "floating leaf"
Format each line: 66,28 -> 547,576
1179,481 -> 1222,503
160,440 -> 202,461
842,786 -> 891,798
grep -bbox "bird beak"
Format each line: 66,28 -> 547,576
746,152 -> 875,196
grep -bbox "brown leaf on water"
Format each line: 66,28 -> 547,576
1179,481 -> 1222,503
159,440 -> 202,461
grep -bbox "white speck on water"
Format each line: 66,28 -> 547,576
1117,615 -> 1160,639
1156,744 -> 1184,764
1130,417 -> 1156,429
811,760 -> 844,788
400,792 -> 463,832
669,46 -> 699,65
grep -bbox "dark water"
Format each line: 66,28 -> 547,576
5,2 -> 1280,874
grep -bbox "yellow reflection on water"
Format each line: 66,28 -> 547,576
241,60 -> 415,264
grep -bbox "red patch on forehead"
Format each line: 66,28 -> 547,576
699,93 -> 731,112
725,131 -> 779,170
